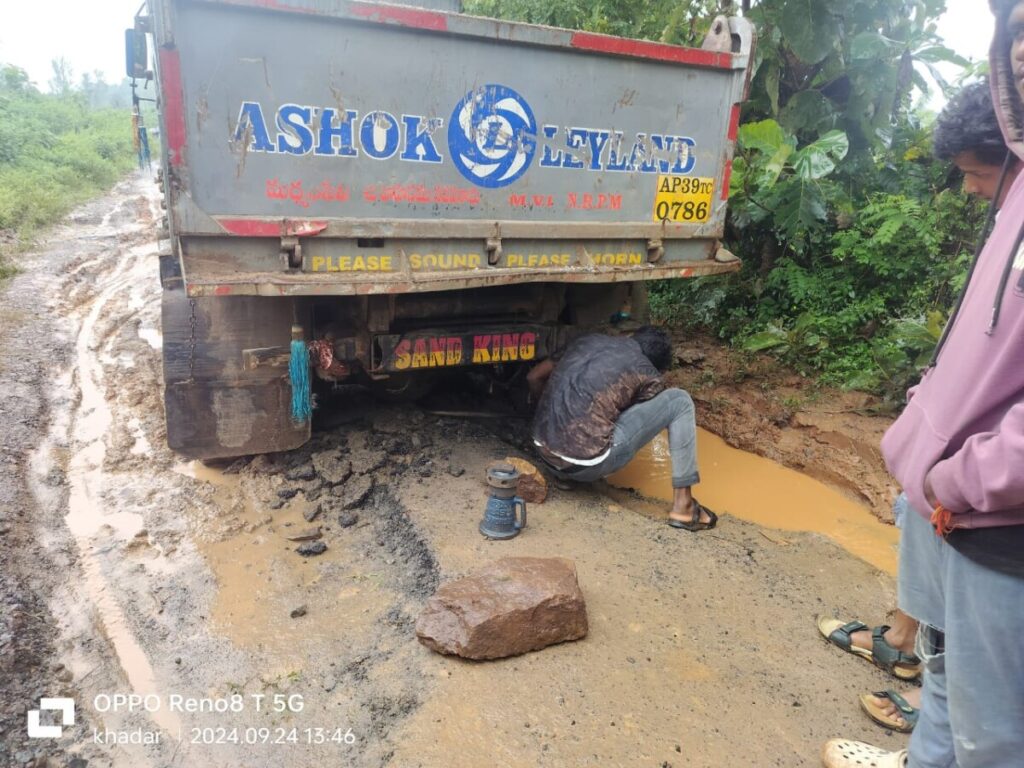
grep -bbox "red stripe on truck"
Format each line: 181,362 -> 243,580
720,160 -> 733,200
348,3 -> 448,31
216,218 -> 328,237
727,105 -> 741,141
159,47 -> 188,168
570,32 -> 732,69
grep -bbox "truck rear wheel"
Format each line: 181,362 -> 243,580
161,285 -> 310,460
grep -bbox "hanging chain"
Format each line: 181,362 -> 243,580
187,297 -> 197,383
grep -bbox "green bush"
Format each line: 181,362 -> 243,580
0,64 -> 137,277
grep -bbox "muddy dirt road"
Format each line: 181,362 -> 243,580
2,176 -> 910,767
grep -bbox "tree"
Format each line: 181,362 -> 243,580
0,65 -> 34,95
48,57 -> 73,96
465,0 -> 978,396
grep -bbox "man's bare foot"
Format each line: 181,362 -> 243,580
864,689 -> 921,728
849,611 -> 918,656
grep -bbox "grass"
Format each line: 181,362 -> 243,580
0,65 -> 140,279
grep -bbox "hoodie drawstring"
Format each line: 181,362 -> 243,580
988,219 -> 1023,334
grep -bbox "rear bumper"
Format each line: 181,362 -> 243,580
184,258 -> 738,297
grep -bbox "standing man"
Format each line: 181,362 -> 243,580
819,77 -> 1022,736
822,3 -> 1024,766
529,326 -> 714,530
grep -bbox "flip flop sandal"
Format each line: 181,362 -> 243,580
816,617 -> 922,680
667,500 -> 717,532
859,690 -> 919,733
821,739 -> 908,768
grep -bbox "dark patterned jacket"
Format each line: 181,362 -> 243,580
532,334 -> 664,465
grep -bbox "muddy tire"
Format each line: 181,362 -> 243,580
161,285 -> 310,460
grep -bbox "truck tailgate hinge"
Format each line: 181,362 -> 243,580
486,224 -> 502,266
280,236 -> 302,270
647,238 -> 665,263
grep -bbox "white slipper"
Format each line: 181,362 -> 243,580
822,739 -> 908,768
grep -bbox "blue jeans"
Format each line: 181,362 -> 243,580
550,388 -> 700,487
898,505 -> 1024,767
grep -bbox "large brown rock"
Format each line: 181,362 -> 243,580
416,557 -> 587,660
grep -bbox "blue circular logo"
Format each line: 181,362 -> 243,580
448,85 -> 537,188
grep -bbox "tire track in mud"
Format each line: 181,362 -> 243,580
1,175 -> 172,768
28,179 -> 186,767
22,174 -> 446,767
60,193 -> 180,738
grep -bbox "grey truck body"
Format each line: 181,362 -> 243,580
146,0 -> 754,458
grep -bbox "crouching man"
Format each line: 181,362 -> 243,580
528,326 -> 715,531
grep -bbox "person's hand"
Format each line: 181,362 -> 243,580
526,358 -> 555,399
924,472 -> 940,509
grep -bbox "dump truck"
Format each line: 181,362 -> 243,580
126,0 -> 754,460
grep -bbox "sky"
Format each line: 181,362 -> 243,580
0,0 -> 999,91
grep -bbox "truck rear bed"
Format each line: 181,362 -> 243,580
154,0 -> 753,297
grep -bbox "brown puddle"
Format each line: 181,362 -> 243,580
176,462 -> 394,667
608,429 -> 899,575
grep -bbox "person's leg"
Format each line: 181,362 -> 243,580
907,625 -> 956,768
824,505 -> 953,768
942,544 -> 1024,767
900,508 -> 955,768
848,609 -> 919,659
570,389 -> 707,523
571,388 -> 694,478
611,388 -> 706,525
848,496 -> 921,658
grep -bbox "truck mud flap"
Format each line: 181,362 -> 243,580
161,285 -> 309,460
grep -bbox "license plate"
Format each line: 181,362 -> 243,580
653,175 -> 714,223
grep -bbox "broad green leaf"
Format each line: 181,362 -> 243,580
775,179 -> 828,238
742,329 -> 789,352
792,130 -> 849,180
910,68 -> 931,97
760,142 -> 794,188
729,154 -> 747,196
738,119 -> 786,155
850,32 -> 899,60
920,60 -> 953,98
915,45 -> 970,67
778,0 -> 840,65
793,313 -> 817,332
779,90 -> 838,136
806,130 -> 849,159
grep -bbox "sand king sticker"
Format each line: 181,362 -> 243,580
653,176 -> 714,223
389,332 -> 538,370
